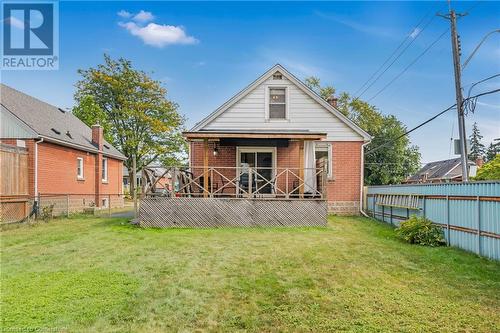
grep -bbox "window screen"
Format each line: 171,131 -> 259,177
269,88 -> 286,119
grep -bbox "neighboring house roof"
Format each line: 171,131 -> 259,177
190,64 -> 372,141
0,84 -> 126,160
122,165 -> 169,178
407,157 -> 476,182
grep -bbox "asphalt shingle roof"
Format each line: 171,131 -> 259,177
407,157 -> 475,182
1,84 -> 125,160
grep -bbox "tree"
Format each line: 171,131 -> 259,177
305,77 -> 336,102
305,76 -> 421,185
468,122 -> 486,161
485,141 -> 500,162
74,55 -> 186,194
474,154 -> 500,180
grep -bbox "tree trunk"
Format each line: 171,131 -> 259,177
128,167 -> 136,197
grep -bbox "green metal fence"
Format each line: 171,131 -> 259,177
365,181 -> 500,260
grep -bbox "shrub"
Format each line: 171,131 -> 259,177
40,204 -> 55,222
395,215 -> 445,247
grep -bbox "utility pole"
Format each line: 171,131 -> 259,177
439,6 -> 469,181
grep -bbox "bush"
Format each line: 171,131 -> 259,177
395,215 -> 445,247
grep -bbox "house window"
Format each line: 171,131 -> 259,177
77,157 -> 84,179
272,72 -> 283,80
102,158 -> 108,182
315,143 -> 333,179
268,87 -> 286,119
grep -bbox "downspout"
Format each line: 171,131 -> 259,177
34,137 -> 44,200
359,141 -> 371,217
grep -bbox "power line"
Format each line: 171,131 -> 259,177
466,73 -> 500,98
365,88 -> 500,155
353,8 -> 436,98
365,0 -> 482,104
355,13 -> 438,100
367,28 -> 449,102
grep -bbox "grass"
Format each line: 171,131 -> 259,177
1,215 -> 499,332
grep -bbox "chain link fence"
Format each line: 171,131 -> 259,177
0,193 -> 135,225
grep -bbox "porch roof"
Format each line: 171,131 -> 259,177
183,129 -> 327,140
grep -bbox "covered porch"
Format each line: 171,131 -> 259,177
182,130 -> 329,200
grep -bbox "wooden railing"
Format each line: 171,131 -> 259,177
143,166 -> 328,200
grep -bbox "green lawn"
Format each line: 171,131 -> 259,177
1,216 -> 499,332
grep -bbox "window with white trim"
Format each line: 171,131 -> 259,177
77,157 -> 84,179
315,143 -> 333,179
102,158 -> 108,182
268,87 -> 287,119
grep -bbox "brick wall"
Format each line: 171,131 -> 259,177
37,141 -> 97,195
326,141 -> 362,215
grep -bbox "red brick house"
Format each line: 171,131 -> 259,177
0,84 -> 125,211
184,65 -> 371,215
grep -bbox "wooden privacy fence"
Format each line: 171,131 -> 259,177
365,181 -> 500,260
0,143 -> 28,196
139,197 -> 327,228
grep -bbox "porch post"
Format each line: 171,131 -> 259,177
203,138 -> 209,198
299,139 -> 304,198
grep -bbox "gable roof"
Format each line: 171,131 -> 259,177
190,64 -> 372,141
407,157 -> 476,182
0,84 -> 126,160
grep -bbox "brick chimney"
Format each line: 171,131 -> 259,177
91,124 -> 104,150
326,95 -> 338,108
475,156 -> 484,168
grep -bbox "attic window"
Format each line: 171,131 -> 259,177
66,131 -> 73,139
51,128 -> 61,135
273,72 -> 283,80
268,87 -> 287,119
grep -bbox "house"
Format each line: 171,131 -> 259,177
405,157 -> 477,183
123,164 -> 171,193
183,64 -> 371,215
0,84 -> 125,212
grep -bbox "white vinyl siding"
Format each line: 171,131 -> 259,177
203,76 -> 363,141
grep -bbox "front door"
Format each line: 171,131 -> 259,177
238,148 -> 275,194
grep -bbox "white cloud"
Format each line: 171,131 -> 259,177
117,10 -> 131,18
409,27 -> 421,39
5,16 -> 24,29
119,22 -> 198,48
133,10 -> 154,23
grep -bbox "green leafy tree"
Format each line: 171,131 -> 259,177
485,141 -> 500,162
468,122 -> 486,161
305,76 -> 420,185
74,55 -> 186,194
474,154 -> 500,180
305,76 -> 336,103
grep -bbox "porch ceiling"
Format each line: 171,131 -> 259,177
183,130 -> 327,140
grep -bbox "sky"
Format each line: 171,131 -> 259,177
2,1 -> 499,163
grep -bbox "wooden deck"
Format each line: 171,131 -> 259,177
138,197 -> 327,228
